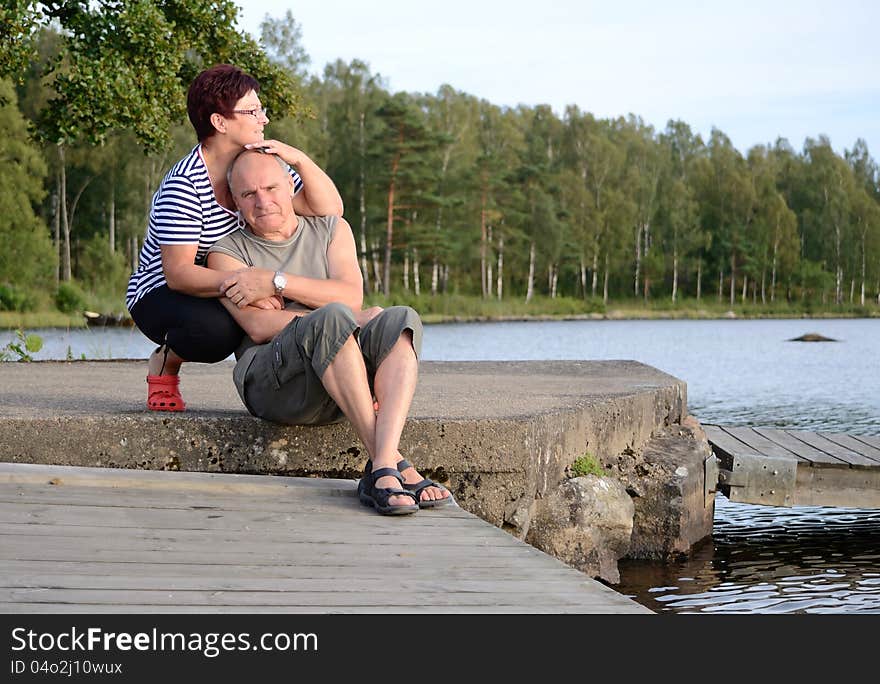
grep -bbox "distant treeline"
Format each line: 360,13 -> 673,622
2,5 -> 878,316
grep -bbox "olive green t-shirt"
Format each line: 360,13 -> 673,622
207,214 -> 338,357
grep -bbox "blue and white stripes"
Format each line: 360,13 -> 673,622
126,145 -> 303,310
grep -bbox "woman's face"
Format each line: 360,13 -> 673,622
225,89 -> 270,146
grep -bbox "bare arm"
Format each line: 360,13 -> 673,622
248,141 -> 344,217
218,297 -> 306,345
207,251 -> 309,343
219,218 -> 364,312
162,243 -> 236,297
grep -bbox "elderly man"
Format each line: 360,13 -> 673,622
206,149 -> 451,515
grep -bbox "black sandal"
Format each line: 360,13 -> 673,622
358,467 -> 419,515
358,459 -> 453,509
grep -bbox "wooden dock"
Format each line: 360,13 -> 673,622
704,425 -> 880,508
0,463 -> 649,614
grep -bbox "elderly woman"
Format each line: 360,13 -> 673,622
126,64 -> 342,411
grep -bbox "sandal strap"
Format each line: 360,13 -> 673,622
363,459 -> 414,477
369,467 -> 418,507
372,486 -> 418,507
370,467 -> 405,484
407,477 -> 438,494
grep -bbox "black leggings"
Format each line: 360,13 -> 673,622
130,286 -> 244,363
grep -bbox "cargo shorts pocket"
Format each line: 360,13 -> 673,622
270,325 -> 306,389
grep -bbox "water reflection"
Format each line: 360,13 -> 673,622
617,495 -> 880,613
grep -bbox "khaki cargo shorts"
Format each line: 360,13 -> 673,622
233,303 -> 423,426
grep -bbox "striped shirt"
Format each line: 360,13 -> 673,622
125,145 -> 303,310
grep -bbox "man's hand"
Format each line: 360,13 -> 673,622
355,306 -> 384,327
252,294 -> 285,310
221,268 -> 276,308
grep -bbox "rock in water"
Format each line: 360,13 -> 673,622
789,332 -> 837,342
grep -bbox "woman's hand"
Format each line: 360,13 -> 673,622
245,140 -> 304,167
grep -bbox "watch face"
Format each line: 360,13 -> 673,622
273,273 -> 286,290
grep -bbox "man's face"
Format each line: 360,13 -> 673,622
230,153 -> 296,236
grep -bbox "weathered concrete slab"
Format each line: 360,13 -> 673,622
0,463 -> 651,613
0,360 -> 711,568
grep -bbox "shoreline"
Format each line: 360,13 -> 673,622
2,306 -> 879,330
421,310 -> 880,324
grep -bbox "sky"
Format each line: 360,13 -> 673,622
236,0 -> 880,157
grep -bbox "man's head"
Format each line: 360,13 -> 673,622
228,150 -> 298,240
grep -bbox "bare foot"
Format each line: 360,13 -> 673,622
397,459 -> 451,504
371,466 -> 418,509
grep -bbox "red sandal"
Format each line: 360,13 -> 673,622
146,374 -> 186,412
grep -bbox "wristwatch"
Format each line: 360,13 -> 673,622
272,271 -> 287,295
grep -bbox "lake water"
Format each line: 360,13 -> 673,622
3,317 -> 879,613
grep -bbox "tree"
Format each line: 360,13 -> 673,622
803,137 -> 855,304
4,2 -> 303,152
0,79 -> 55,304
259,9 -> 311,81
693,130 -> 755,306
370,92 -> 440,295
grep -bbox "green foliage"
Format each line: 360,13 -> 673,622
0,328 -> 43,362
12,2 -> 303,152
0,78 -> 56,296
0,285 -> 37,312
55,281 -> 87,314
76,233 -> 129,300
0,1 -> 41,87
570,453 -> 607,478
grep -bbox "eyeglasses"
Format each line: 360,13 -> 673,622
232,107 -> 268,119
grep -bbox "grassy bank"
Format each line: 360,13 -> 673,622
364,293 -> 880,323
0,311 -> 86,330
3,294 -> 877,330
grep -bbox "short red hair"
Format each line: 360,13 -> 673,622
186,64 -> 260,142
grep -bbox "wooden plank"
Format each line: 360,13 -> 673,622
0,587 -> 625,608
0,548 -> 559,569
0,560 -> 581,582
751,427 -> 849,467
820,433 -> 880,465
0,537 -> 544,561
0,462 -> 354,492
0,574 -> 598,594
719,426 -> 805,463
3,603 -> 636,614
0,527 -> 521,549
0,505 -> 476,532
793,465 -> 880,508
0,488 -> 470,520
0,523 -> 512,545
703,424 -> 763,465
850,434 -> 880,452
785,430 -> 878,468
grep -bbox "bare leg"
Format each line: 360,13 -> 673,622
147,345 -> 184,376
320,335 -> 411,507
372,332 -> 449,504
